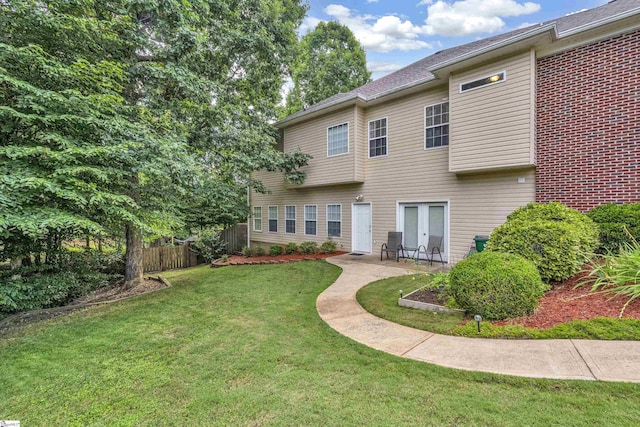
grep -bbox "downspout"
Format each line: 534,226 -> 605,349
247,183 -> 251,248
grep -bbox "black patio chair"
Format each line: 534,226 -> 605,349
380,232 -> 403,261
426,235 -> 444,266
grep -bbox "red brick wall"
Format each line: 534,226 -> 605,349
536,29 -> 640,212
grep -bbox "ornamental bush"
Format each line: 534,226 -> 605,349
449,251 -> 546,320
320,241 -> 337,254
299,241 -> 318,255
486,202 -> 598,282
192,228 -> 226,263
269,245 -> 283,257
284,242 -> 298,255
587,203 -> 640,254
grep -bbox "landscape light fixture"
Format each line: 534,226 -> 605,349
474,314 -> 482,333
399,290 -> 403,298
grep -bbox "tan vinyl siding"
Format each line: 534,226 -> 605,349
252,85 -> 536,262
284,107 -> 361,187
449,51 -> 535,173
355,106 -> 366,182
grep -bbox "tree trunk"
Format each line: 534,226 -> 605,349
124,223 -> 144,288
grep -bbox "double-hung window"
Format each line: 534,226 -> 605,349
285,205 -> 296,234
327,123 -> 349,157
253,207 -> 262,232
369,118 -> 387,158
304,205 -> 317,236
425,102 -> 449,149
327,204 -> 341,238
268,206 -> 278,232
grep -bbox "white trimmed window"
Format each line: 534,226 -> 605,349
304,205 -> 317,236
268,206 -> 278,232
327,123 -> 349,157
368,118 -> 387,158
327,204 -> 341,238
253,206 -> 262,232
425,102 -> 449,149
285,205 -> 296,234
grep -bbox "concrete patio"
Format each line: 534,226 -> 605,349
317,254 -> 640,382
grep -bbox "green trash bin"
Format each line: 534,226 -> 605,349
473,235 -> 489,252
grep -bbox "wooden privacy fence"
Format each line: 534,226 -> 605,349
143,243 -> 199,272
221,223 -> 247,254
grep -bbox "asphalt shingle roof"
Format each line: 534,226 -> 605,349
281,0 -> 639,124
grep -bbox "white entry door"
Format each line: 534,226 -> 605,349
352,203 -> 372,253
398,203 -> 447,261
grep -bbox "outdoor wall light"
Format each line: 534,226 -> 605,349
474,314 -> 483,333
355,194 -> 364,202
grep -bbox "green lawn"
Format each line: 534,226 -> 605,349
357,274 -> 640,340
2,262 -> 640,425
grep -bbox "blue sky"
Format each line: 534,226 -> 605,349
302,0 -> 611,79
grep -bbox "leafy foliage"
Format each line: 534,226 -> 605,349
320,241 -> 337,254
269,245 -> 283,257
192,229 -> 226,263
581,240 -> 640,317
587,203 -> 640,254
486,202 -> 599,282
299,241 -> 318,255
241,246 -> 253,258
284,242 -> 299,255
285,21 -> 371,115
449,251 -> 547,320
0,0 -> 310,285
254,246 -> 265,257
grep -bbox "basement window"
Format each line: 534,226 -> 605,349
460,71 -> 506,92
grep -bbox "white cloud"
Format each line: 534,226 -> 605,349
423,0 -> 541,36
416,0 -> 434,5
368,61 -> 403,74
299,16 -> 322,34
323,4 -> 433,52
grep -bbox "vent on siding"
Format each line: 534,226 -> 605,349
460,71 -> 506,93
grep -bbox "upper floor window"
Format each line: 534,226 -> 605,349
327,123 -> 349,157
425,102 -> 449,149
268,206 -> 278,232
304,205 -> 317,236
460,71 -> 505,92
285,205 -> 296,234
368,118 -> 387,158
327,204 -> 342,237
253,206 -> 262,232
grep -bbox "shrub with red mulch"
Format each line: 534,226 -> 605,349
494,267 -> 640,329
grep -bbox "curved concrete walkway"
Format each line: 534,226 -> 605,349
318,255 -> 640,383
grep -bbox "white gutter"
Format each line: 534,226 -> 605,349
246,184 -> 250,248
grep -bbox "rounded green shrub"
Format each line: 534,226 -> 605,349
299,241 -> 318,255
587,203 -> 640,254
486,202 -> 598,283
254,246 -> 265,257
284,242 -> 298,255
269,245 -> 283,257
449,251 -> 546,320
241,246 -> 253,257
320,241 -> 337,254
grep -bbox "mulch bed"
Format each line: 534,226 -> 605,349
495,268 -> 640,329
404,288 -> 445,305
212,251 -> 347,267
